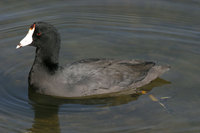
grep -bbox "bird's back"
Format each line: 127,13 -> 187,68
52,59 -> 169,97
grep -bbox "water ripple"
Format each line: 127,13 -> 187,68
0,0 -> 200,132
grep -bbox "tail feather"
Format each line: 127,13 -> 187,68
130,65 -> 170,89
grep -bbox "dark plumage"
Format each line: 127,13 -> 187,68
17,22 -> 170,98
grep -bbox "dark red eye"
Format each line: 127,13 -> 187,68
37,33 -> 42,36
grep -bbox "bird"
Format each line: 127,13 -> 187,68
16,22 -> 170,98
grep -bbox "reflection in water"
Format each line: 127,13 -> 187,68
0,0 -> 199,132
27,78 -> 170,133
27,105 -> 60,133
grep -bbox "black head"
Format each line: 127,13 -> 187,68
17,22 -> 61,73
17,22 -> 60,50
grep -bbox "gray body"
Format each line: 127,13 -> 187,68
30,58 -> 169,97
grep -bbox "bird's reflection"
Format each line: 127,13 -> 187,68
27,78 -> 170,133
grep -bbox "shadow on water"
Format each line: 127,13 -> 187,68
27,78 -> 170,133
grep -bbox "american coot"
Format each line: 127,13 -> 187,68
16,22 -> 170,98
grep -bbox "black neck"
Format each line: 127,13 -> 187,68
32,47 -> 60,74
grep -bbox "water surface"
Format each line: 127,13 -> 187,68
0,0 -> 200,132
